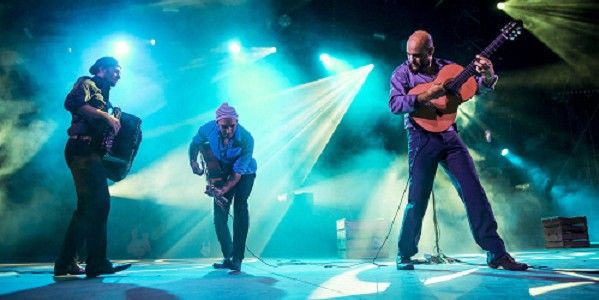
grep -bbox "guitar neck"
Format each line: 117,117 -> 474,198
446,33 -> 508,92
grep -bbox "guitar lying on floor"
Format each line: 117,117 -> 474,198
409,21 -> 522,132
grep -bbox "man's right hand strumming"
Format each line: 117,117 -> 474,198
417,83 -> 446,103
190,161 -> 204,175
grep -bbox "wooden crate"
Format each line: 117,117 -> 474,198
542,216 -> 590,248
336,219 -> 389,259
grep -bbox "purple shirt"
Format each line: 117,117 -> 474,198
389,58 -> 497,130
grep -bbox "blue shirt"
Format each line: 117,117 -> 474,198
191,120 -> 257,175
389,58 -> 497,130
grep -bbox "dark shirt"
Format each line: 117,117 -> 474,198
389,58 -> 497,130
65,76 -> 112,136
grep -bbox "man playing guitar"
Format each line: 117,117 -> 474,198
389,29 -> 528,271
189,103 -> 257,272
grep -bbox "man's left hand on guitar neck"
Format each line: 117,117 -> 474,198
474,55 -> 496,85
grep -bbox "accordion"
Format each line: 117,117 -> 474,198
101,107 -> 142,182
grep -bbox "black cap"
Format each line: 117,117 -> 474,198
88,56 -> 120,75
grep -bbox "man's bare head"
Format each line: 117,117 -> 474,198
406,30 -> 434,72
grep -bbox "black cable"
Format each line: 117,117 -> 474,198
371,132 -> 431,266
371,177 -> 409,267
244,263 -> 361,299
370,130 -> 462,267
245,243 -> 279,268
431,191 -> 441,256
220,208 -> 370,298
224,209 -> 361,269
218,208 -> 279,268
427,191 -> 462,264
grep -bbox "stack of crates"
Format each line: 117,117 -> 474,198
542,216 -> 590,248
336,218 -> 389,259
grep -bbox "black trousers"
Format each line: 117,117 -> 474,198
56,139 -> 111,268
214,173 -> 256,261
398,128 -> 506,258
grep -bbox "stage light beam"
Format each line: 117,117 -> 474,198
112,64 -> 375,256
211,46 -> 278,82
499,0 -> 599,79
319,53 -> 353,73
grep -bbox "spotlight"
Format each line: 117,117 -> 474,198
497,2 -> 506,10
319,53 -> 353,73
278,14 -> 292,28
485,130 -> 492,143
501,148 -> 510,156
277,193 -> 289,202
113,40 -> 130,57
228,40 -> 241,54
149,39 -> 156,46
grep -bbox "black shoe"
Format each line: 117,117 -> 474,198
229,258 -> 241,272
54,261 -> 85,276
396,256 -> 414,270
213,258 -> 233,269
487,253 -> 528,271
85,262 -> 132,278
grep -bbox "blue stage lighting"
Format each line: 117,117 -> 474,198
113,40 -> 131,57
228,41 -> 241,54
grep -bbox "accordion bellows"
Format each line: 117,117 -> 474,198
102,111 -> 142,182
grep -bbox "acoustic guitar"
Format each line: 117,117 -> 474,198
199,142 -> 229,209
409,21 -> 522,132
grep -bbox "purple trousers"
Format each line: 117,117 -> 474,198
397,127 -> 507,258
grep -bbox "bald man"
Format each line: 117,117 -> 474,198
388,30 -> 528,271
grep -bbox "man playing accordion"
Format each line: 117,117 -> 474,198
54,56 -> 131,277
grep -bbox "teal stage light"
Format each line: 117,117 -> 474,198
228,40 -> 241,54
113,40 -> 131,57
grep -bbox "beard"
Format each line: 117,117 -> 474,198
410,59 -> 431,73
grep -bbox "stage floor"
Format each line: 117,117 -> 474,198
1,248 -> 598,299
